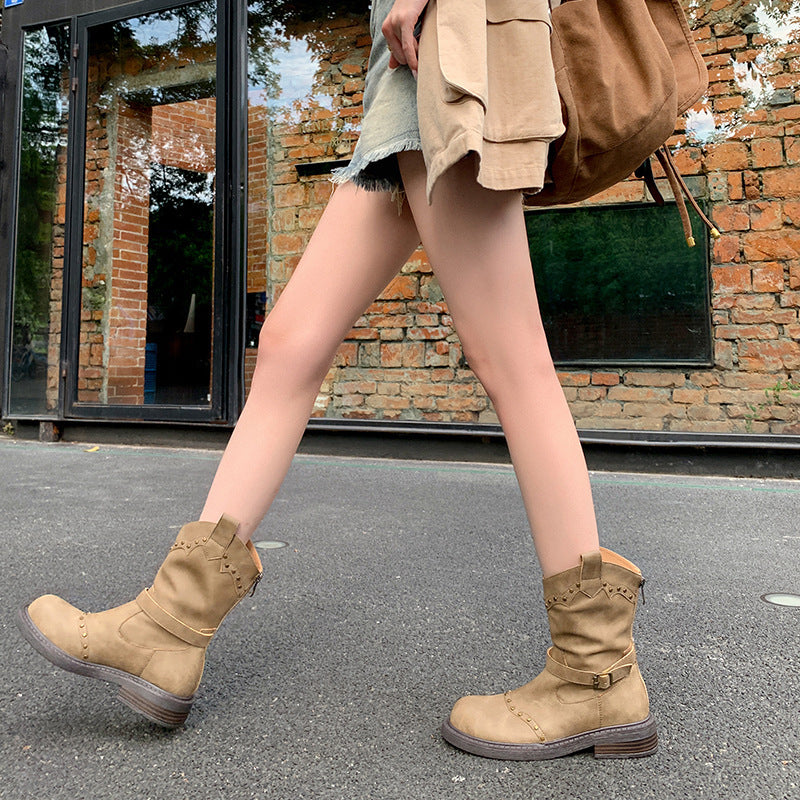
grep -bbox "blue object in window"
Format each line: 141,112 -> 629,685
144,342 -> 157,404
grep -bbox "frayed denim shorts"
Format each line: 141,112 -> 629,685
330,0 -> 422,194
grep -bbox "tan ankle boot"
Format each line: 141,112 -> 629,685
442,548 -> 657,759
17,514 -> 262,728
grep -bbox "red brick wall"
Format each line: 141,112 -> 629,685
243,2 -> 800,434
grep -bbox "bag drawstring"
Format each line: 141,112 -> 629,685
635,145 -> 721,248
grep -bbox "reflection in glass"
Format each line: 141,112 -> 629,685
245,1 -> 370,399
79,2 -> 217,405
526,203 -> 711,363
9,24 -> 70,415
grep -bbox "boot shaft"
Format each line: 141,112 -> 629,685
542,548 -> 644,672
143,514 -> 262,642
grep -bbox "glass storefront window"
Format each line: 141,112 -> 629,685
526,203 -> 712,364
8,23 -> 70,415
78,1 -> 217,406
245,2 -> 369,381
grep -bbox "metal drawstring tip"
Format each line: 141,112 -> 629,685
710,227 -> 721,239
686,236 -> 696,248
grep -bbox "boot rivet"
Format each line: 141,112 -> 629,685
509,705 -> 515,711
79,622 -> 84,628
568,588 -> 573,593
83,654 -> 89,660
202,537 -> 207,542
83,643 -> 88,649
81,632 -> 88,638
533,724 -> 539,730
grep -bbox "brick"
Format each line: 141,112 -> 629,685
380,343 -> 403,367
406,326 -> 451,340
763,167 -> 800,197
781,292 -> 800,307
712,205 -> 749,231
719,373 -> 786,389
751,138 -> 784,167
274,183 -> 307,207
733,294 -> 776,309
731,308 -> 796,324
332,380 -> 377,395
400,383 -> 449,397
577,387 -> 607,401
712,331 -> 735,362
711,265 -> 750,292
625,372 -> 686,387
606,386 -> 671,402
557,372 -> 591,387
673,388 -> 706,403
686,404 -> 725,421
715,323 -> 778,339
742,231 -> 800,261
752,263 -> 785,292
591,371 -> 621,386
379,275 -> 418,300
346,328 -> 380,340
712,235 -> 741,263
379,328 -> 404,341
435,397 -> 487,412
749,201 -> 783,231
365,395 -> 410,410
738,340 -> 800,371
776,105 -> 800,121
689,371 -> 720,387
402,342 -> 426,367
728,171 -> 744,200
707,388 -> 777,405
366,314 -> 414,327
744,170 -> 761,200
705,141 -> 748,170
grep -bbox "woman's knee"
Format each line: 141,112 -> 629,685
460,330 -> 556,401
252,316 -> 332,390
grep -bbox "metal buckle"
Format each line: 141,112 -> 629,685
593,673 -> 612,690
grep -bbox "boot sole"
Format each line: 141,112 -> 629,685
441,713 -> 658,760
16,604 -> 194,729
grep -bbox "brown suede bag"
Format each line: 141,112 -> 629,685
524,0 -> 708,209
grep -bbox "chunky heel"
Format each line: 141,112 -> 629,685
118,685 -> 193,729
593,716 -> 658,759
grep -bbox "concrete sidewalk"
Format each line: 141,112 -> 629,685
1,437 -> 797,799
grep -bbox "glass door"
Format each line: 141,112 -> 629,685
66,0 -> 229,420
7,22 -> 71,417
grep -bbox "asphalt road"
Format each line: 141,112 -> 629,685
1,437 -> 797,799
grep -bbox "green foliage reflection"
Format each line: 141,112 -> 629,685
526,204 -> 711,363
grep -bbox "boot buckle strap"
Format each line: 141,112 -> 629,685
593,673 -> 612,690
136,588 -> 216,648
545,648 -> 634,689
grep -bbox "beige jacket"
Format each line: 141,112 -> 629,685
417,0 -> 565,202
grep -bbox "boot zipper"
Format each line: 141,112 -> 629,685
249,572 -> 263,596
640,577 -> 646,605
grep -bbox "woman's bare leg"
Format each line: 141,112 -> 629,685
397,151 -> 598,577
201,181 -> 420,541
